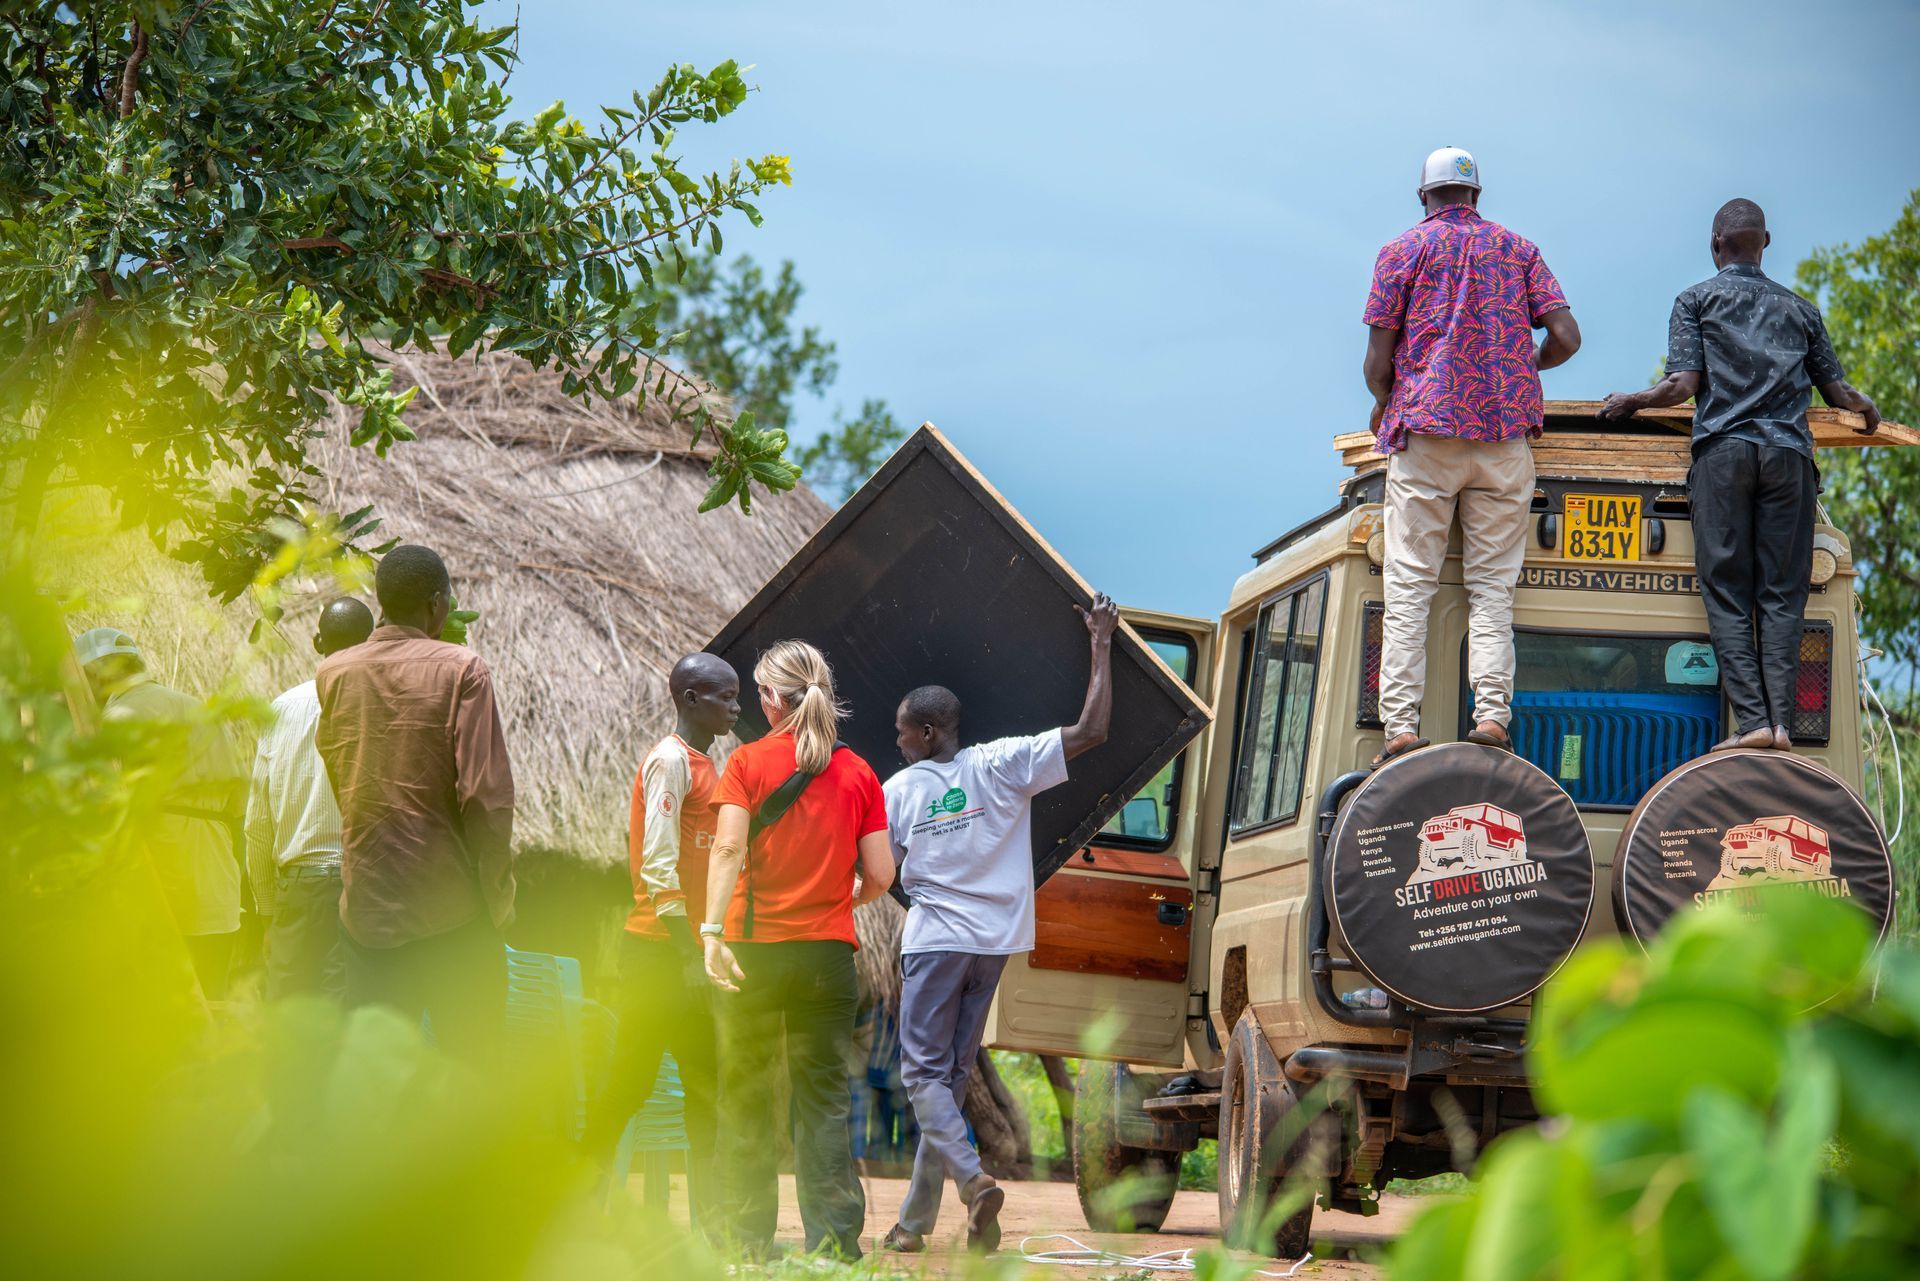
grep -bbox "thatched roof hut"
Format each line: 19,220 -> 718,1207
313,346 -> 830,859
55,345 -> 830,861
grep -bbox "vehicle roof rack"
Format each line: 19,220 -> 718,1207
1333,400 -> 1914,486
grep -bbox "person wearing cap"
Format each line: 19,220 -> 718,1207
75,627 -> 246,997
1362,147 -> 1582,766
1599,199 -> 1881,752
244,598 -> 375,1000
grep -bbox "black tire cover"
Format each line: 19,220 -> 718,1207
1612,748 -> 1894,951
1326,742 -> 1594,1013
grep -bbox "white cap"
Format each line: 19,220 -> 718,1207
1419,147 -> 1481,193
74,626 -> 141,666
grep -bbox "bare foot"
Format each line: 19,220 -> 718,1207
1772,725 -> 1793,752
1710,727 -> 1776,752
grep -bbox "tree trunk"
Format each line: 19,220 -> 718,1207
1040,1053 -> 1076,1168
963,1048 -> 1033,1180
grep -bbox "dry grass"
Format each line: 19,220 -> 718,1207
47,343 -> 829,862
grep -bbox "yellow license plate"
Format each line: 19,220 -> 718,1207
1563,493 -> 1641,561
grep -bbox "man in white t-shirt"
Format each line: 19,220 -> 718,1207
879,594 -> 1118,1254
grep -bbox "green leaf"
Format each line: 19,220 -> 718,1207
696,471 -> 738,513
1684,1055 -> 1836,1281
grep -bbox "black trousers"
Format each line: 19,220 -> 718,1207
716,939 -> 864,1259
343,914 -> 505,1060
265,869 -> 345,1001
582,930 -> 720,1230
1690,438 -> 1818,734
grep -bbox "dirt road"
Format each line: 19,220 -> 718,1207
772,1174 -> 1410,1276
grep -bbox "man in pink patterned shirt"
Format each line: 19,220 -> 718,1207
1361,147 -> 1582,766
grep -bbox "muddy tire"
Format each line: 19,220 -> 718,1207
1072,1060 -> 1177,1233
1218,1014 -> 1333,1260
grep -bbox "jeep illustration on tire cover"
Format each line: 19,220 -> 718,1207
1613,748 -> 1894,950
1326,742 -> 1594,1013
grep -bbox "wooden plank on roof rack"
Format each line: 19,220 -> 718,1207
1337,409 -> 1916,476
1546,400 -> 1916,448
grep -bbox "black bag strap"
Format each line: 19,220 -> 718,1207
742,741 -> 846,940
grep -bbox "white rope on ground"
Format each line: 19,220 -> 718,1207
1017,1234 -> 1314,1277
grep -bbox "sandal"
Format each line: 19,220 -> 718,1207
1465,724 -> 1513,751
1370,733 -> 1430,768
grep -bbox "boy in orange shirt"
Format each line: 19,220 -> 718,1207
583,652 -> 739,1229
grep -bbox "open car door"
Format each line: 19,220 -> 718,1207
987,607 -> 1220,1069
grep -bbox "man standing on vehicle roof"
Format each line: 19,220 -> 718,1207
1600,198 -> 1880,752
877,594 -> 1118,1256
1363,147 -> 1583,766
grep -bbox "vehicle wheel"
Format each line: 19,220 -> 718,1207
1218,1013 -> 1334,1259
1073,1059 -> 1177,1233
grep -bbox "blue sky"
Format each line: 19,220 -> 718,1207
479,1 -> 1920,617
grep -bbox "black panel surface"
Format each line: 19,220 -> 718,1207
1327,742 -> 1594,1013
707,427 -> 1211,888
1612,749 -> 1893,950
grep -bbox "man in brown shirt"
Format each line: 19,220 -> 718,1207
316,545 -> 515,1055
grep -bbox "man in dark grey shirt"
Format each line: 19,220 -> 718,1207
1602,199 -> 1879,751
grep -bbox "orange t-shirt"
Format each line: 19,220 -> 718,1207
625,735 -> 719,939
711,730 -> 887,946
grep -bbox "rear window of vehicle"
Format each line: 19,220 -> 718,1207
1463,631 -> 1722,809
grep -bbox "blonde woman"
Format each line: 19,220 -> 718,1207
701,640 -> 894,1260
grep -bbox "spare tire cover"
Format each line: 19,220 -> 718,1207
1326,742 -> 1594,1013
1613,748 -> 1893,950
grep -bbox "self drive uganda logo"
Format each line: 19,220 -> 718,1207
1698,814 -> 1852,907
1393,802 -> 1548,909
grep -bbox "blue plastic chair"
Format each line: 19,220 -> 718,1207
502,946 -> 689,1208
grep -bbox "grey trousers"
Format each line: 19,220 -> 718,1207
265,867 -> 345,1001
896,950 -> 1009,1235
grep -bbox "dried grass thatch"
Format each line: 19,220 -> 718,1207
52,343 -> 830,862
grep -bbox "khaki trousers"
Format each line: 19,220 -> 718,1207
1380,433 -> 1534,738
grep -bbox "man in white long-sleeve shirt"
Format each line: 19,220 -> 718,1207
245,598 -> 374,999
580,652 -> 739,1232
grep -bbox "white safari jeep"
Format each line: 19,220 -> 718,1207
986,401 -> 1902,1258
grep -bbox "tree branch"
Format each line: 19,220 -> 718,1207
118,20 -> 148,119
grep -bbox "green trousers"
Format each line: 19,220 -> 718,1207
716,939 -> 864,1259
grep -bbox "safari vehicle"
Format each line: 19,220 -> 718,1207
986,401 -> 1908,1258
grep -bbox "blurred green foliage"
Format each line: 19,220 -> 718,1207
1860,724 -> 1918,943
797,400 -> 908,504
1390,894 -> 1920,1280
1796,188 -> 1920,682
1,2 -> 795,597
645,252 -> 905,506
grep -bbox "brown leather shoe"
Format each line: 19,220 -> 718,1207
960,1173 -> 1005,1253
1772,724 -> 1794,752
1710,727 -> 1776,752
879,1224 -> 925,1254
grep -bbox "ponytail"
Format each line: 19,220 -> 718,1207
754,640 -> 845,774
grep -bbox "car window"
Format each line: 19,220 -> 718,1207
1099,633 -> 1196,847
1231,578 -> 1327,832
1468,630 -> 1720,809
